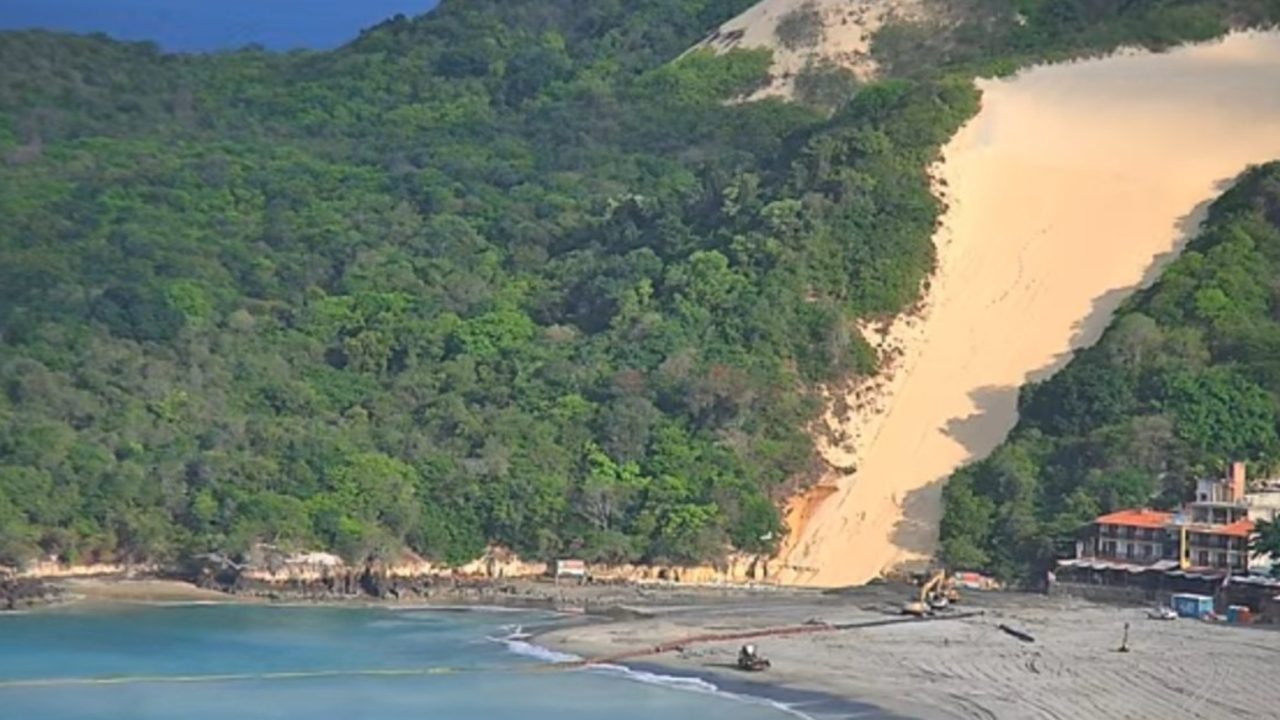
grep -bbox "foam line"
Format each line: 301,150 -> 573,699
499,633 -> 813,720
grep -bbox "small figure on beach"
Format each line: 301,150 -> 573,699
736,644 -> 771,671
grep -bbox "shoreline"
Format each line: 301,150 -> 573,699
14,574 -> 1280,719
3,578 -> 898,720
11,575 -> 896,720
8,572 -> 824,615
533,622 -> 933,720
621,660 -> 902,720
534,586 -> 1280,720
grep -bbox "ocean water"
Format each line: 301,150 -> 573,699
0,605 -> 804,720
0,0 -> 439,52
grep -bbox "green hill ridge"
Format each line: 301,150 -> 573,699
2,0 -> 1279,570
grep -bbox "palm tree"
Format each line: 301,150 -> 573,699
1249,518 -> 1280,578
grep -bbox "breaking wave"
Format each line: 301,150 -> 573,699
498,631 -> 812,719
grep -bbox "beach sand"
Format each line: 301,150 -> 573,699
55,578 -> 240,604
776,30 -> 1280,587
540,589 -> 1280,720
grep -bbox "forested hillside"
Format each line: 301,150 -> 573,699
0,0 -> 976,566
941,163 -> 1280,581
4,0 -> 1280,572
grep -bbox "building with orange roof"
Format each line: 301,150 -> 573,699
1170,461 -> 1257,572
1075,463 -> 1263,573
1087,509 -> 1175,565
1054,462 -> 1280,613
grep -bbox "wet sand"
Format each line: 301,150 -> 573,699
778,31 -> 1280,587
540,589 -> 1280,719
54,578 -> 242,604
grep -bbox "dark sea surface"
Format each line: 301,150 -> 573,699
0,0 -> 439,51
0,605 -> 817,720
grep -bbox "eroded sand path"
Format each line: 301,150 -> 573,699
778,31 -> 1280,587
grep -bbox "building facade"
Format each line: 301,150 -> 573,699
1078,462 -> 1262,574
1086,509 -> 1174,564
1170,461 -> 1255,572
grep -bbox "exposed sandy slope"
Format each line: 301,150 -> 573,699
542,592 -> 1280,720
695,0 -> 921,96
776,31 -> 1280,587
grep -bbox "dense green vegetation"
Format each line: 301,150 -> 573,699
0,0 -> 976,567
1253,517 -> 1280,576
873,0 -> 1280,78
5,0 -> 1280,575
775,3 -> 824,51
941,163 -> 1280,581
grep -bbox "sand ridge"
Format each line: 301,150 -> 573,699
695,0 -> 923,97
774,30 -> 1280,587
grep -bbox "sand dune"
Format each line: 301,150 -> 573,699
696,0 -> 921,96
775,31 -> 1280,587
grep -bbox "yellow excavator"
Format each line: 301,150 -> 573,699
901,570 -> 960,616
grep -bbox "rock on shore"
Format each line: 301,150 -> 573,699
0,576 -> 61,610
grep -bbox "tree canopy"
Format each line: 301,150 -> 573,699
0,0 -> 976,567
941,163 -> 1280,581
4,0 -> 1279,573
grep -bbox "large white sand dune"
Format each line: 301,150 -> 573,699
773,31 -> 1280,587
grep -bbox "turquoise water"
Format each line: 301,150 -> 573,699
0,605 -> 801,719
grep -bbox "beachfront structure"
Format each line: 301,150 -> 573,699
1087,509 -> 1175,564
1187,460 -> 1280,524
551,558 -> 586,581
1075,462 -> 1273,573
1055,462 -> 1280,614
1169,461 -> 1255,572
1175,519 -> 1253,572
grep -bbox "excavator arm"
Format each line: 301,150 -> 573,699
919,570 -> 945,603
903,570 -> 947,616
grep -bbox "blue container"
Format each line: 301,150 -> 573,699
1171,593 -> 1214,618
1227,605 -> 1251,624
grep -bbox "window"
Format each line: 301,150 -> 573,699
1141,544 -> 1153,559
1103,541 -> 1117,557
1126,544 -> 1136,560
1197,551 -> 1210,567
1216,552 -> 1228,568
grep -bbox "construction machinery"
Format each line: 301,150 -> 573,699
736,644 -> 771,671
901,570 -> 960,616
